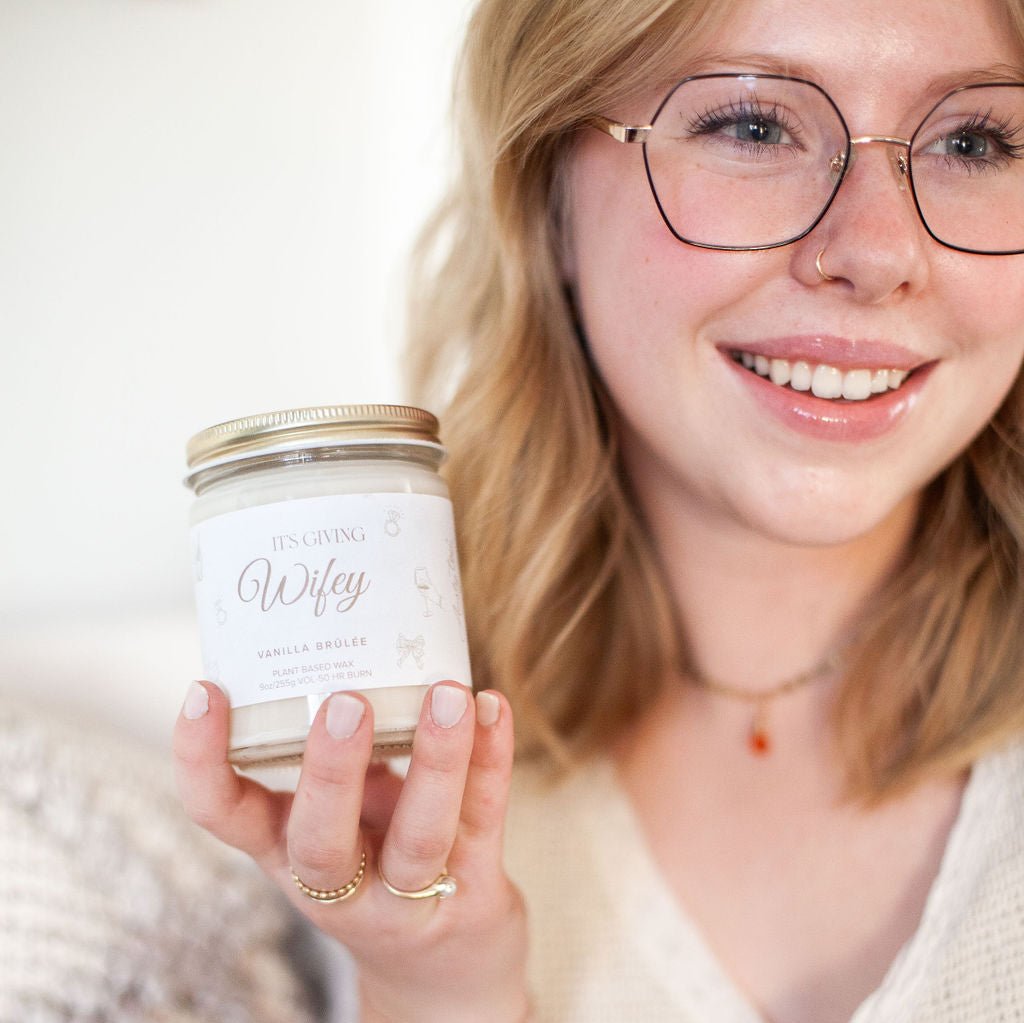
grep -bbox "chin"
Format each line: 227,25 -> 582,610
750,512 -> 890,550
730,484 -> 919,551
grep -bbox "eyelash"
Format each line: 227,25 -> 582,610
687,100 -> 803,151
928,110 -> 1024,172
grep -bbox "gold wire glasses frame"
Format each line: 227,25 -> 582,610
590,73 -> 1024,255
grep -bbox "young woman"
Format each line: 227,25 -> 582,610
175,0 -> 1024,1019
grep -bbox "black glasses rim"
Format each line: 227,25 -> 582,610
641,72 -> 1024,255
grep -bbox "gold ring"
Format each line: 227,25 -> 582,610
815,248 -> 836,282
291,849 -> 366,904
377,860 -> 458,900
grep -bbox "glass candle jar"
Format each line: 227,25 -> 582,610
185,404 -> 472,767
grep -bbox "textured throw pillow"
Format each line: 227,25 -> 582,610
0,699 -> 323,1023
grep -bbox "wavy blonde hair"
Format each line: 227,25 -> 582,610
407,0 -> 1024,800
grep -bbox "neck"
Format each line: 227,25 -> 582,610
631,460 -> 918,699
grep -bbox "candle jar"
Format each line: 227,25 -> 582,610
185,404 -> 472,768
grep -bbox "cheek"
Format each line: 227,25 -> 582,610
942,260 -> 1024,405
566,136 -> 764,368
569,138 -> 685,327
572,201 -> 733,365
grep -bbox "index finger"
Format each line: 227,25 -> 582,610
173,680 -> 290,865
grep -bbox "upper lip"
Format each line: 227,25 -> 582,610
718,335 -> 929,372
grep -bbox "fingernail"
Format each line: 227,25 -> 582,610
476,691 -> 500,727
430,684 -> 468,729
326,692 -> 365,739
183,681 -> 209,721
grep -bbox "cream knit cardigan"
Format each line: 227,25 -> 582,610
0,700 -> 320,1023
504,741 -> 1024,1023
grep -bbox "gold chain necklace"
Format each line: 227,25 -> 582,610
688,650 -> 843,756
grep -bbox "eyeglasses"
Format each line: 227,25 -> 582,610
590,73 -> 1024,255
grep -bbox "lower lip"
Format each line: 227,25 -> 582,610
723,354 -> 935,442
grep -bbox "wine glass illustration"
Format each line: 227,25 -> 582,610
415,567 -> 444,617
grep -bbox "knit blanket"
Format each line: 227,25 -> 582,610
0,700 -> 321,1023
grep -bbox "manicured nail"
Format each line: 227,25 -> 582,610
326,693 -> 365,739
183,681 -> 209,720
431,684 -> 468,729
476,691 -> 500,727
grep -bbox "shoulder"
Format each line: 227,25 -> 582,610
912,738 -> 1024,1017
505,756 -> 620,873
504,757 -> 677,1020
504,758 -> 622,958
965,736 -> 1024,854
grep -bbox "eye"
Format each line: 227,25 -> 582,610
726,117 -> 786,145
936,130 -> 990,159
915,107 -> 1024,172
687,100 -> 800,152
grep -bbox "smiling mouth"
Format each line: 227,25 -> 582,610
729,349 -> 917,401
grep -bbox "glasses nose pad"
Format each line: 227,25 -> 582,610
828,148 -> 849,184
828,142 -> 910,190
892,149 -> 910,191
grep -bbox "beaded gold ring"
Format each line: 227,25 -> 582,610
291,849 -> 367,905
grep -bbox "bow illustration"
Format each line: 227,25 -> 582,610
397,633 -> 426,669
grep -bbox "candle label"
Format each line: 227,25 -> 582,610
190,492 -> 472,708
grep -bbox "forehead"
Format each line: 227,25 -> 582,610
685,0 -> 1024,113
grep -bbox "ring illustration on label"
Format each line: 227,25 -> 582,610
397,633 -> 426,669
215,599 -> 228,626
385,509 -> 402,537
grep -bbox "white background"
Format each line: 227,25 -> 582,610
0,0 -> 471,743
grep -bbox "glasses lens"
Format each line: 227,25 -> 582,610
911,84 -> 1024,254
644,75 -> 848,249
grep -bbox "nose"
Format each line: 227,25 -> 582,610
802,136 -> 929,302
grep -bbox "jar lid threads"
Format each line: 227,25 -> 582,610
186,404 -> 442,477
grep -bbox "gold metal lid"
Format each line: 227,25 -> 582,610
186,404 -> 441,475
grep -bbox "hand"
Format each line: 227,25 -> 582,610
173,680 -> 530,1022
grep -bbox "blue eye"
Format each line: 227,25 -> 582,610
688,101 -> 799,152
942,131 -> 990,158
917,110 -> 1024,172
728,118 -> 785,145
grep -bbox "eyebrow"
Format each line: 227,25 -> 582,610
686,52 -> 1024,95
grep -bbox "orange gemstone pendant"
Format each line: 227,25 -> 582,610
748,703 -> 771,756
748,726 -> 771,755
687,650 -> 842,760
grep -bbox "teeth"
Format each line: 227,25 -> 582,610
769,359 -> 791,386
811,364 -> 843,399
734,351 -> 913,401
791,361 -> 812,391
842,368 -> 872,401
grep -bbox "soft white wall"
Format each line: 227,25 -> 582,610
0,0 -> 471,742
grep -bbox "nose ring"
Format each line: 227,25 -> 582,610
815,249 -> 836,283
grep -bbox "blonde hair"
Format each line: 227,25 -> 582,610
407,0 -> 1024,799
